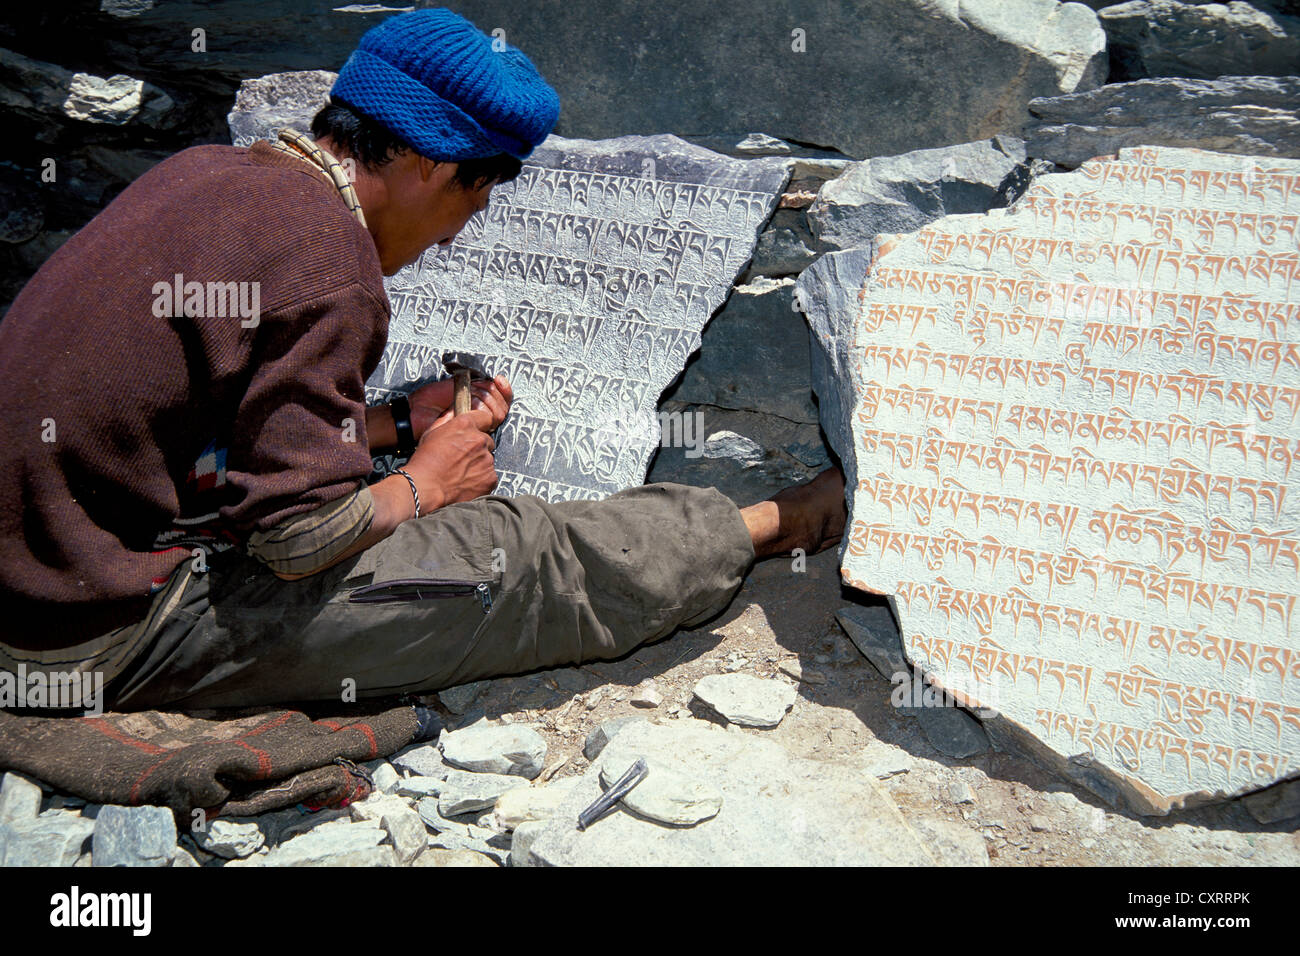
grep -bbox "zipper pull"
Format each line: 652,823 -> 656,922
476,582 -> 493,614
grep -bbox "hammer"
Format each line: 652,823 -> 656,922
441,351 -> 492,417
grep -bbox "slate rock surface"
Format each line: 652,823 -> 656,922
1098,0 -> 1300,81
528,719 -> 938,866
1023,75 -> 1300,167
807,137 -> 1037,253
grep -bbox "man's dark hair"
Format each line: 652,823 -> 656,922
310,99 -> 522,190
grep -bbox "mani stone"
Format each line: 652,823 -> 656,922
441,723 -> 548,779
367,133 -> 791,502
599,755 -> 723,827
797,145 -> 1300,815
528,719 -> 937,866
692,673 -> 797,728
1023,76 -> 1300,168
92,805 -> 177,867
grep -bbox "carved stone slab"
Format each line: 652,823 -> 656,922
368,134 -> 790,500
798,146 -> 1300,814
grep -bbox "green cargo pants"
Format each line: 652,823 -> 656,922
106,482 -> 756,711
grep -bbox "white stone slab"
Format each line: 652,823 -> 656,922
799,146 -> 1300,814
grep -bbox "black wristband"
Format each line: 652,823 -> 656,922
391,395 -> 416,458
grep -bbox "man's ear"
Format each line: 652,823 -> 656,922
416,154 -> 456,186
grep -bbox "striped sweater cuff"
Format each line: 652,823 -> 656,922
245,484 -> 375,575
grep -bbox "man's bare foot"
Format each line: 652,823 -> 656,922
740,466 -> 848,559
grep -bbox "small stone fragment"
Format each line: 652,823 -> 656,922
368,761 -> 401,794
599,756 -> 723,827
439,680 -> 488,714
0,773 -> 43,826
92,805 -> 177,867
915,706 -> 990,759
692,673 -> 797,728
436,770 -> 530,817
412,847 -> 497,867
350,798 -> 426,865
630,680 -> 663,708
390,742 -> 453,779
0,815 -> 94,867
494,779 -> 580,831
236,821 -> 394,867
195,819 -> 264,860
441,723 -> 547,779
394,776 -> 444,799
1028,814 -> 1051,833
947,781 -> 976,805
510,820 -> 548,867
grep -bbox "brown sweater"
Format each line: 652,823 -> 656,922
0,141 -> 390,648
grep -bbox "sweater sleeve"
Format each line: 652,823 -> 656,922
219,280 -> 389,535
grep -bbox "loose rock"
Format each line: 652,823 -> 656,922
599,756 -> 723,827
530,720 -> 937,866
436,770 -> 531,817
808,137 -> 1033,254
1098,0 -> 1300,81
510,820 -> 549,868
692,673 -> 797,728
1023,75 -> 1300,166
439,680 -> 489,715
441,723 -> 547,779
630,680 -> 663,708
195,819 -> 264,860
92,805 -> 177,867
0,772 -> 43,826
494,779 -> 580,831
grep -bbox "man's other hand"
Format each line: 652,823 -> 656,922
410,374 -> 513,437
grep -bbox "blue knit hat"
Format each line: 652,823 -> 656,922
331,8 -> 560,161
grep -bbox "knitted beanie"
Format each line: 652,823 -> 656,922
331,8 -> 560,161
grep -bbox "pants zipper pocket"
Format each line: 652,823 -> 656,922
348,577 -> 493,613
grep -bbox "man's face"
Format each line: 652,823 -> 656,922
377,157 -> 495,275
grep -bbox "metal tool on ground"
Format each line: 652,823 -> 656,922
577,757 -> 649,830
441,351 -> 492,417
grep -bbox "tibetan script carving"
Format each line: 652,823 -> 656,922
367,134 -> 790,499
799,146 -> 1300,813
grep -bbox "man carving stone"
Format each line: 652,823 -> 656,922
0,8 -> 846,710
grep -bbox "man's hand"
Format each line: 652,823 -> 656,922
409,374 -> 513,438
403,405 -> 501,511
